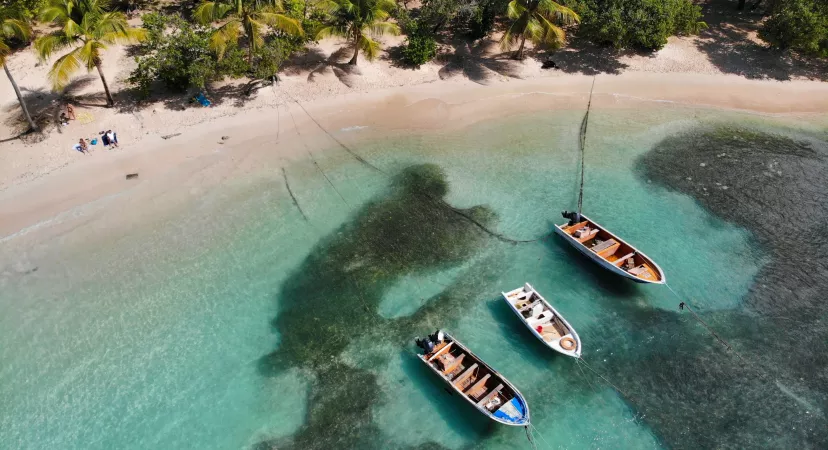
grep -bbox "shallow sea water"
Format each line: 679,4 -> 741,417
1,101 -> 825,449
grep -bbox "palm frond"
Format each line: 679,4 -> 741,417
194,1 -> 233,24
48,46 -> 83,89
0,40 -> 10,65
34,32 -> 75,60
368,21 -> 399,37
210,19 -> 242,59
499,21 -> 523,51
256,11 -> 303,36
535,14 -> 565,46
79,39 -> 100,70
358,34 -> 380,60
537,0 -> 579,24
506,1 -> 526,20
316,24 -> 348,40
1,18 -> 32,42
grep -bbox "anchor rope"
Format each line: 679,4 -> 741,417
282,93 -> 574,245
525,426 -> 539,450
665,283 -> 745,362
577,76 -> 596,215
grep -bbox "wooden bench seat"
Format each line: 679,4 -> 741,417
476,384 -> 504,410
453,363 -> 478,390
465,374 -> 491,400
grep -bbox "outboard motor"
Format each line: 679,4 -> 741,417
561,210 -> 582,226
415,337 -> 435,354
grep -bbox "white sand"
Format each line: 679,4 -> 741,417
2,4 -> 828,237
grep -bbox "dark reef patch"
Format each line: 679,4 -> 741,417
628,125 -> 828,449
258,164 -> 502,449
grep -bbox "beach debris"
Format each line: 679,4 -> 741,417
126,173 -> 139,180
221,136 -> 230,141
161,133 -> 181,140
699,162 -> 707,167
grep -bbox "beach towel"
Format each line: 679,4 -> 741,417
73,144 -> 83,152
102,133 -> 110,146
196,93 -> 211,107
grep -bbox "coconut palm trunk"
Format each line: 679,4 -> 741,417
94,58 -> 114,107
515,35 -> 527,59
4,63 -> 36,131
349,29 -> 360,65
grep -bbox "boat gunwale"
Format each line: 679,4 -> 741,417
417,331 -> 531,426
554,213 -> 666,284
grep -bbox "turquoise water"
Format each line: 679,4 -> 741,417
0,103 -> 820,449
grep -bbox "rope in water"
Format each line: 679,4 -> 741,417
524,425 -> 539,450
665,283 -> 746,362
577,76 -> 596,215
283,94 -> 566,245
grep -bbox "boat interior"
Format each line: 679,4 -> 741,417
425,339 -> 518,414
560,220 -> 662,282
506,290 -> 572,345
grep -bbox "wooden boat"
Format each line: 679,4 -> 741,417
502,283 -> 582,358
415,330 -> 530,426
554,212 -> 665,284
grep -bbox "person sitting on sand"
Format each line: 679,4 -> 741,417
59,113 -> 69,126
79,138 -> 89,153
106,130 -> 119,148
66,104 -> 76,120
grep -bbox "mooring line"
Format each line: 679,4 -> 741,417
283,94 -> 556,245
524,426 -> 539,450
577,76 -> 596,215
665,283 -> 745,362
577,356 -> 633,400
282,168 -> 308,221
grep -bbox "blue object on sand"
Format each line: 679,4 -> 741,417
196,93 -> 211,107
91,138 -> 97,145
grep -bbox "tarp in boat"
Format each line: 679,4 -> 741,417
493,397 -> 526,423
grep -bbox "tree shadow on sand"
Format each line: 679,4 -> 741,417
2,76 -> 104,141
694,0 -> 828,81
436,38 -> 523,85
282,46 -> 362,88
536,38 -> 631,75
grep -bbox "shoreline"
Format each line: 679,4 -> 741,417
2,72 -> 828,240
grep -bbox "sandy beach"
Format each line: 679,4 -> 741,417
2,0 -> 828,243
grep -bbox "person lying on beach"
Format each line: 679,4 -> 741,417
73,141 -> 88,154
60,113 -> 69,126
79,138 -> 89,153
66,104 -> 76,120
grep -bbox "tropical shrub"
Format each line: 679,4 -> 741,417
128,14 -> 220,96
568,0 -> 706,51
402,31 -> 437,66
760,0 -> 828,57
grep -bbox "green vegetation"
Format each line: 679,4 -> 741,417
193,0 -> 303,63
0,4 -> 36,131
315,0 -> 400,65
398,15 -> 437,66
35,0 -> 145,106
568,0 -> 706,50
502,0 -> 579,59
760,0 -> 828,57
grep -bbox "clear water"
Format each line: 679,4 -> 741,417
0,102 -> 823,449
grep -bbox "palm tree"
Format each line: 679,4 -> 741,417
0,7 -> 36,131
35,0 -> 145,107
316,0 -> 400,65
194,0 -> 302,64
501,0 -> 579,60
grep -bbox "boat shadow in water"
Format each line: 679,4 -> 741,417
402,349 -> 501,437
544,234 -> 641,298
485,299 -> 567,368
255,163 -> 504,449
